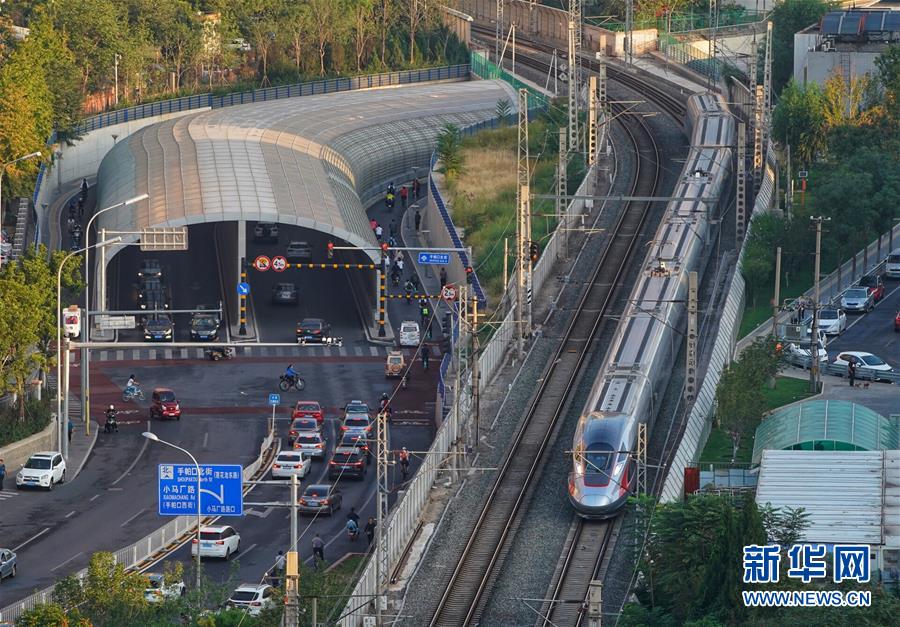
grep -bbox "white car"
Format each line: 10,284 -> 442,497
191,525 -> 240,560
292,431 -> 327,459
816,309 -> 847,336
833,352 -> 894,378
144,573 -> 186,603
16,452 -> 66,490
785,339 -> 828,368
399,320 -> 421,347
271,451 -> 311,479
227,583 -> 275,616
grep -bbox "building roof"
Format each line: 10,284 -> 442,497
751,399 -> 899,465
94,79 -> 517,260
755,450 -> 885,546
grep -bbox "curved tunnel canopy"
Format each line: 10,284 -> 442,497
95,79 -> 518,261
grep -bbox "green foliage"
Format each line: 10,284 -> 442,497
436,123 -> 463,178
0,396 -> 53,448
876,44 -> 900,119
14,601 -> 84,627
495,98 -> 512,124
770,0 -> 833,93
772,80 -> 825,165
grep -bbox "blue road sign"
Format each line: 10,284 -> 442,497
269,393 -> 280,406
236,282 -> 250,296
157,464 -> 243,516
417,252 -> 450,265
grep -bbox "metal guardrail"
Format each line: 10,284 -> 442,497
0,431 -> 275,623
782,354 -> 900,384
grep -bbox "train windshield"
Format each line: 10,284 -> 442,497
583,442 -> 615,486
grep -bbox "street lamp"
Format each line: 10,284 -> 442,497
142,432 -> 203,590
0,151 -> 42,267
56,236 -> 122,459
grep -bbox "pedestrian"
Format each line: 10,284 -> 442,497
312,534 -> 325,568
414,210 -> 421,232
389,219 -> 397,237
365,517 -> 376,545
382,255 -> 390,273
273,550 -> 285,587
400,185 -> 408,209
396,257 -> 404,275
848,359 -> 856,387
412,177 -> 420,199
797,298 -> 806,325
421,344 -> 431,371
0,458 -> 5,490
347,507 -> 360,527
80,177 -> 88,199
419,301 -> 429,326
68,419 -> 74,442
370,218 -> 377,231
375,224 -> 383,241
439,267 -> 447,288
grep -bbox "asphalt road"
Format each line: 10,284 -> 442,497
823,276 -> 900,368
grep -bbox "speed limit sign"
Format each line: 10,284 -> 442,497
441,285 -> 457,301
271,256 -> 287,272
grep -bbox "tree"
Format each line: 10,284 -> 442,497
770,0 -> 831,93
875,44 -> 900,119
495,98 -> 512,124
306,0 -> 347,77
0,266 -> 43,419
349,0 -> 377,72
772,80 -> 825,165
820,71 -> 876,130
15,602 -> 87,627
759,503 -> 811,545
237,0 -> 283,86
51,0 -> 126,94
437,123 -> 463,178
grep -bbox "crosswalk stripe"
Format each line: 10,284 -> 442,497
370,346 -> 379,356
116,350 -> 124,361
131,349 -> 140,360
194,348 -> 204,359
339,346 -> 347,357
179,349 -> 188,359
354,346 -> 363,356
99,351 -> 108,361
164,349 -> 172,360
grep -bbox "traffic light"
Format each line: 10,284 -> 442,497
327,241 -> 334,259
529,241 -> 540,263
465,266 -> 474,284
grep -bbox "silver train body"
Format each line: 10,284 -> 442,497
568,93 -> 735,518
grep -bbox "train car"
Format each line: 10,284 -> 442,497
569,93 -> 734,518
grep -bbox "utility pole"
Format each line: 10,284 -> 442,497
772,246 -> 782,342
567,20 -> 579,153
635,423 -> 647,496
625,0 -> 634,67
114,53 -> 121,106
785,144 -> 793,219
587,580 -> 603,627
516,88 -> 531,357
587,75 -> 598,166
736,122 -> 747,245
495,0 -> 504,63
284,475 -> 300,627
598,61 -> 607,111
762,20 -> 773,165
511,23 -> 516,75
374,410 -> 390,623
809,217 -> 829,394
569,0 -> 582,47
557,127 -> 568,256
471,293 -> 480,449
685,271 -> 699,403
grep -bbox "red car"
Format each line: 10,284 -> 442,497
894,309 -> 900,332
292,400 -> 323,424
150,387 -> 181,420
858,274 -> 885,302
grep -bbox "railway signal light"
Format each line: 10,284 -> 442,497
529,241 -> 540,263
327,241 -> 334,259
465,266 -> 474,284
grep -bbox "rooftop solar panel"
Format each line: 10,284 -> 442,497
821,13 -> 843,35
839,14 -> 863,35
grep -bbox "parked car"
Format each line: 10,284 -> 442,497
286,241 -> 312,262
191,525 -> 240,560
292,400 -> 323,424
785,339 -> 828,368
297,484 -> 342,515
16,452 -> 66,490
137,259 -> 163,280
328,447 -> 367,480
271,282 -> 298,305
840,287 -> 874,313
292,431 -> 327,459
227,584 -> 275,616
253,222 -> 279,243
297,318 -> 331,343
857,274 -> 886,302
816,308 -> 847,336
399,321 -> 420,347
150,387 -> 181,420
271,451 -> 311,479
833,351 -> 894,379
340,432 -> 371,464
144,573 -> 186,603
886,248 -> 900,279
288,416 -> 320,437
0,549 -> 16,581
143,315 -> 174,341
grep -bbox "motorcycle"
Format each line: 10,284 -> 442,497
122,386 -> 145,402
104,415 -> 119,433
385,193 -> 395,210
278,374 -> 306,392
206,347 -> 235,361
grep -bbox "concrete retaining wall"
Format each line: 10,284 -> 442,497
0,421 -> 57,479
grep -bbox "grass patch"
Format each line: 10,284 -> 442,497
699,376 -> 813,465
0,396 -> 53,448
739,267 -> 815,339
298,554 -> 366,624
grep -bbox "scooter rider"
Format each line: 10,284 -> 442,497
405,279 -> 414,303
284,363 -> 299,384
105,405 -> 119,433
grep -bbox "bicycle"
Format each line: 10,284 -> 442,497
278,374 -> 306,392
122,387 -> 145,402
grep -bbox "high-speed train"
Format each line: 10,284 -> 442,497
568,93 -> 735,518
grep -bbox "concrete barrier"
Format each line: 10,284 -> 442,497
0,420 -> 57,478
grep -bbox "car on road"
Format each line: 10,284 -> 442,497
137,259 -> 163,279
784,339 -> 828,368
0,549 -> 16,581
895,309 -> 900,332
297,483 -> 342,515
144,573 -> 186,603
857,274 -> 886,302
385,350 -> 406,378
286,240 -> 312,262
340,432 -> 371,464
833,351 -> 894,379
293,431 -> 326,459
343,400 -> 370,418
399,320 -> 420,347
191,525 -> 240,560
271,451 -> 311,479
16,452 -> 66,490
227,583 -> 275,616
288,416 -> 320,437
271,282 -> 298,305
840,287 -> 874,313
816,308 -> 847,336
143,315 -> 174,341
341,413 -> 374,436
150,387 -> 181,420
138,278 -> 170,311
328,447 -> 367,480
190,306 -> 220,341
292,400 -> 323,424
887,248 -> 900,279
296,318 -> 331,343
253,222 -> 279,243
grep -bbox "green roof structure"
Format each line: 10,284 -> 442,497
752,400 -> 900,465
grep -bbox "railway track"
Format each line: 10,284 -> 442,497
428,64 -> 664,626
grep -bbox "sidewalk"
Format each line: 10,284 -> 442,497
48,374 -> 99,480
778,366 -> 898,417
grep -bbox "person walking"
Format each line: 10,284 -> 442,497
365,517 -> 377,545
412,178 -> 420,199
0,458 -> 6,490
375,224 -> 383,241
421,344 -> 431,371
80,178 -> 88,199
439,267 -> 447,288
68,419 -> 74,442
400,184 -> 408,209
797,298 -> 806,325
312,534 -> 325,568
370,218 -> 377,231
396,257 -> 404,276
272,550 -> 285,587
414,210 -> 421,232
419,300 -> 430,326
848,359 -> 857,387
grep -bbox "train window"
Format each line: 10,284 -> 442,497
584,442 -> 615,486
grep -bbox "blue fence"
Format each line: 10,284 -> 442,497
75,65 -> 471,135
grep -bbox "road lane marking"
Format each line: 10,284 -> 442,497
13,528 -> 50,552
65,510 -> 77,518
203,431 -> 209,449
111,424 -> 151,486
239,542 -> 258,559
51,551 -> 84,572
0,489 -> 18,500
89,493 -> 100,501
120,508 -> 147,527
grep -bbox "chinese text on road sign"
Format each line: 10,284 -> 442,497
157,464 -> 244,516
417,252 -> 450,265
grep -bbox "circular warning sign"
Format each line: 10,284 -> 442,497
441,285 -> 457,302
272,256 -> 287,272
253,255 -> 271,272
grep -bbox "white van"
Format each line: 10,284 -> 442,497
886,248 -> 900,279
